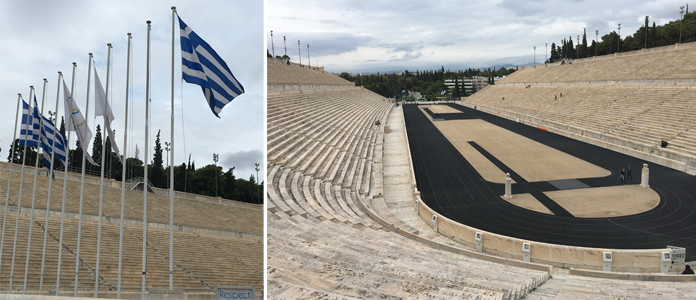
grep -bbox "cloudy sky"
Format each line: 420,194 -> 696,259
0,1 -> 264,181
267,0 -> 688,73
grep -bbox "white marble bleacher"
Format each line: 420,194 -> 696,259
267,61 -> 553,298
466,43 -> 696,161
532,275 -> 696,299
608,87 -> 696,153
268,209 -> 550,299
0,164 -> 263,297
500,43 -> 696,84
0,167 -> 263,236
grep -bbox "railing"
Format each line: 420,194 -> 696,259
126,177 -> 154,191
667,246 -> 686,265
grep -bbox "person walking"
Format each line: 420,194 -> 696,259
620,168 -> 626,185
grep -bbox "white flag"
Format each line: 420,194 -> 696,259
94,67 -> 114,121
94,66 -> 122,164
63,79 -> 98,166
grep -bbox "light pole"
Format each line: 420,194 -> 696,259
645,16 -> 649,49
680,6 -> 685,43
617,23 -> 621,53
596,30 -> 599,56
213,153 -> 219,197
270,30 -> 275,58
577,35 -> 580,58
283,36 -> 287,57
164,142 -> 170,189
533,46 -> 536,68
254,163 -> 260,204
545,43 -> 547,65
307,44 -> 310,68
298,40 -> 301,66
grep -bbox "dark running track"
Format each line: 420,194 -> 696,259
405,104 -> 696,261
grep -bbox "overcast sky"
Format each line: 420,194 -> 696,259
0,1 -> 264,181
267,0 -> 688,73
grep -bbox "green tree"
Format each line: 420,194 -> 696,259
152,130 -> 164,188
92,124 -> 102,172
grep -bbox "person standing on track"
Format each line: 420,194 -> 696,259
627,165 -> 632,180
620,168 -> 626,185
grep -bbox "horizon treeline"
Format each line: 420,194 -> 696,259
6,118 -> 263,205
549,11 -> 695,61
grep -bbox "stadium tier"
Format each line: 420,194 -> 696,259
267,59 -> 558,299
464,43 -> 696,171
267,53 -> 696,299
0,163 -> 262,299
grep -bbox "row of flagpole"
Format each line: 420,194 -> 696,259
2,5 -> 244,297
0,29 -> 134,298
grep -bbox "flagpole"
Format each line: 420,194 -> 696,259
57,62 -> 77,295
170,6 -> 177,290
9,86 -> 34,293
94,43 -> 112,297
117,33 -> 132,300
143,20 -> 151,299
24,78 -> 48,294
75,53 -> 93,297
0,93 -> 23,286
40,71 -> 62,294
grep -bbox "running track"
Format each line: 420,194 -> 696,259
404,103 -> 696,261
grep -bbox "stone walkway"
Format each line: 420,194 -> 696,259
382,105 -> 465,247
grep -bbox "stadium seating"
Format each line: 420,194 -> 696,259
501,44 -> 696,83
526,274 -> 696,299
464,43 -> 696,165
0,167 -> 263,236
0,164 -> 263,297
266,62 -> 558,299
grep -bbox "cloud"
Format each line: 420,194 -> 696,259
390,51 -> 423,61
377,41 -> 425,53
268,31 -> 374,58
269,0 -> 686,74
221,150 -> 263,176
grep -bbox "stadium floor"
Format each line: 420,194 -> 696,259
404,103 -> 696,261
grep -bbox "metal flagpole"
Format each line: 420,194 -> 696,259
170,7 -> 177,290
95,43 -> 113,297
75,53 -> 93,297
57,62 -> 77,295
118,32 -> 132,299
23,78 -> 48,294
9,86 -> 34,293
143,20 -> 151,299
39,71 -> 62,294
1,93 -> 23,288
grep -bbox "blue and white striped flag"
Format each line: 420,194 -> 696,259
179,15 -> 245,117
40,115 -> 68,179
19,98 -> 40,147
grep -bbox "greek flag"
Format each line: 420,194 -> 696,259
179,15 -> 244,117
39,115 -> 68,179
19,98 -> 40,147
